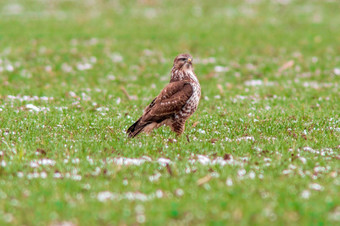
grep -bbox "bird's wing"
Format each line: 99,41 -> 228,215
143,97 -> 156,114
142,81 -> 193,121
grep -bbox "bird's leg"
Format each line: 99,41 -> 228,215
171,120 -> 185,136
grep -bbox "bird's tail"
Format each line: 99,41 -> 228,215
126,117 -> 149,138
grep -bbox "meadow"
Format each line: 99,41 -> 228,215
0,0 -> 339,225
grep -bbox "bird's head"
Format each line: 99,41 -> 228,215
173,53 -> 193,71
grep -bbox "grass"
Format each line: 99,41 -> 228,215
0,0 -> 339,225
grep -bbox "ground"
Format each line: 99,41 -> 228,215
0,0 -> 339,225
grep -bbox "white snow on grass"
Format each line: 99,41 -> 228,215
188,154 -> 243,166
244,79 -> 276,87
98,155 -> 248,167
76,62 -> 92,71
26,104 -> 50,112
6,95 -> 54,102
309,183 -> 323,191
97,190 -> 164,202
225,136 -> 255,142
301,190 -> 311,199
302,146 -> 337,157
334,68 -> 340,75
214,65 -> 229,72
195,57 -> 216,65
29,159 -> 56,168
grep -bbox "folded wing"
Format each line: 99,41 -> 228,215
143,81 -> 193,120
126,81 -> 193,137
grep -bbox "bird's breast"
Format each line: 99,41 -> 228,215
177,82 -> 200,119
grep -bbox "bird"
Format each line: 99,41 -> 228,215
127,53 -> 201,138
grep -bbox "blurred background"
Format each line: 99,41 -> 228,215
1,0 -> 339,98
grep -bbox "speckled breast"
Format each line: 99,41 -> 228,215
178,82 -> 201,119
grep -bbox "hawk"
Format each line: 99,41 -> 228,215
127,53 -> 201,138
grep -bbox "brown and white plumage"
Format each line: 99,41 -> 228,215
127,53 -> 201,138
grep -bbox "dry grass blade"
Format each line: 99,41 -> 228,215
166,163 -> 173,176
192,121 -> 199,128
278,60 -> 294,73
197,174 -> 212,186
120,86 -> 137,101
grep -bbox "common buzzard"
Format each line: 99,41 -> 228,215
127,53 -> 201,138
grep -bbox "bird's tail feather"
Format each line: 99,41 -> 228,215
127,117 -> 149,138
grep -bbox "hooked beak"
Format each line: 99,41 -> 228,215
183,58 -> 193,70
185,58 -> 192,66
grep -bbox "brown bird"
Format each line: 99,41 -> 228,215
127,53 -> 201,138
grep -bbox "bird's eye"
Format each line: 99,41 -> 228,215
179,58 -> 186,61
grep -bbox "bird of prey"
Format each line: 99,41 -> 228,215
127,53 -> 201,138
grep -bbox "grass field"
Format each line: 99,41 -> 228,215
0,0 -> 339,225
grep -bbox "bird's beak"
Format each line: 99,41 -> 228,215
187,58 -> 192,63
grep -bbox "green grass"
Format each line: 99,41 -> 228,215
0,0 -> 339,225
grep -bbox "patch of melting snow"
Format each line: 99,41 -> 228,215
116,97 -> 121,105
96,107 -> 109,112
54,172 -> 62,179
175,189 -> 184,197
109,156 -> 171,166
108,155 -> 246,167
81,92 -> 91,101
197,129 -> 206,134
55,107 -> 68,111
230,95 -> 255,103
314,166 -> 327,173
112,157 -> 147,166
107,74 -> 116,80
214,65 -> 229,72
301,190 -> 311,199
97,191 -> 113,202
142,49 -> 155,56
26,104 -> 50,112
195,57 -> 216,65
157,158 -> 171,166
244,80 -> 276,87
302,81 -> 336,89
330,127 -> 340,132
188,154 -> 243,166
97,190 -> 164,202
69,91 -> 77,98
61,63 -> 73,73
262,136 -> 277,141
6,95 -> 54,102
238,169 -> 246,177
282,169 -> 292,175
3,3 -> 24,15
225,136 -> 254,142
244,80 -> 262,86
149,172 -> 161,182
29,159 -> 55,168
1,160 -> 6,167
27,172 -> 48,179
309,183 -> 323,191
110,53 -> 123,63
299,157 -> 307,164
302,146 -> 336,157
76,62 -> 92,71
230,94 -> 287,103
248,171 -> 256,179
226,177 -> 233,186
334,68 -> 340,75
